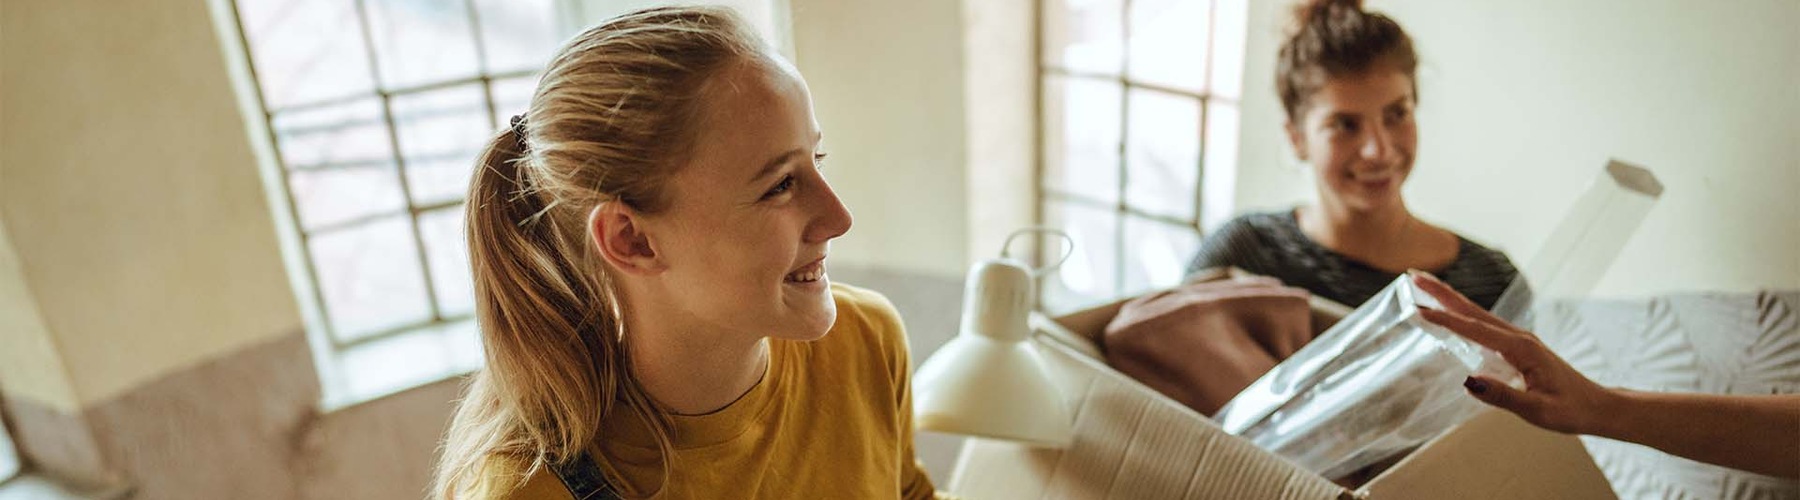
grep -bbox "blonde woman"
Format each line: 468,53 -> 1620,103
432,7 -> 940,499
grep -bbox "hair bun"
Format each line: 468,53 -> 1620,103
1295,0 -> 1364,28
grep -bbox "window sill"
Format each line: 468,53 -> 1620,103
316,319 -> 483,412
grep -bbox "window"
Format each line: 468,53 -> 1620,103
223,0 -> 789,407
1036,0 -> 1247,311
224,0 -> 580,405
0,410 -> 18,482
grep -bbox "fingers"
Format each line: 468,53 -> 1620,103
1179,277 -> 1300,296
1227,275 -> 1285,288
1462,375 -> 1545,421
1410,270 -> 1507,327
1417,306 -> 1544,367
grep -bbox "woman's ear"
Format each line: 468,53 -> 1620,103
589,201 -> 665,276
1285,120 -> 1309,162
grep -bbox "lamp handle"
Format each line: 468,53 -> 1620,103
1000,227 -> 1075,278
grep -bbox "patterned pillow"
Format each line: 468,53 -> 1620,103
1535,291 -> 1800,499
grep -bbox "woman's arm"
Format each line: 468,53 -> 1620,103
1601,390 -> 1800,478
1413,272 -> 1800,479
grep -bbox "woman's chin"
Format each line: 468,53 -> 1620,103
773,290 -> 837,341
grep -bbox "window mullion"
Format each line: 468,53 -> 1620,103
226,0 -> 343,343
350,0 -> 444,330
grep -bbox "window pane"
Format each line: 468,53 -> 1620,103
489,75 -> 539,130
0,414 -> 18,482
1042,200 -> 1120,313
1126,0 -> 1211,93
336,318 -> 480,401
392,84 -> 489,205
1120,215 -> 1200,296
288,167 -> 408,232
272,99 -> 393,170
420,206 -> 474,317
1043,0 -> 1123,75
472,0 -> 563,74
1210,0 -> 1249,99
1201,102 -> 1241,231
311,216 -> 434,341
1043,76 -> 1123,204
236,0 -> 376,109
364,0 -> 482,90
1125,88 -> 1200,221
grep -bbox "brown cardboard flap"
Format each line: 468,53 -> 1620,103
1360,409 -> 1615,499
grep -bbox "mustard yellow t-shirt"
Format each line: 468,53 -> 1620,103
492,283 -> 939,499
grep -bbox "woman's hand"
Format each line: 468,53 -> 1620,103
1410,271 -> 1800,478
1409,271 -> 1621,436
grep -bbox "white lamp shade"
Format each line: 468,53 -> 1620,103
912,259 -> 1074,448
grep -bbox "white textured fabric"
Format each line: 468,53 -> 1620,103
1535,291 -> 1800,499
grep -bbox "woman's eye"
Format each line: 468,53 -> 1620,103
763,175 -> 796,199
1332,118 -> 1359,133
812,152 -> 829,168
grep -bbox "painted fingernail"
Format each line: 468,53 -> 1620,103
1463,376 -> 1488,394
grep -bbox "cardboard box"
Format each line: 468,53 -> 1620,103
943,299 -> 1616,499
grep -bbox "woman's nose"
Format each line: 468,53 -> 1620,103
1360,126 -> 1398,165
805,180 -> 853,243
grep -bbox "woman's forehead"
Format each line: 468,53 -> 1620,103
1314,69 -> 1413,111
669,59 -> 816,194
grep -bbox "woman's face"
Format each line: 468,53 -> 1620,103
1287,67 -> 1417,213
635,57 -> 852,342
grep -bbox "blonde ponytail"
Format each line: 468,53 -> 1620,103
431,6 -> 768,498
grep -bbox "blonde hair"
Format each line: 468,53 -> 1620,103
432,6 -> 768,499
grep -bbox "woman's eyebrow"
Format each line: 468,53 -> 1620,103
748,149 -> 803,185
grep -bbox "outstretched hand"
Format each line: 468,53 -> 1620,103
1410,271 -> 1619,435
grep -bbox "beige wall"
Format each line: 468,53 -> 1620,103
789,0 -> 971,279
0,0 -> 301,408
1232,0 -> 1800,297
962,0 -> 1039,273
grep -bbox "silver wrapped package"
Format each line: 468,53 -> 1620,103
1212,275 -> 1523,480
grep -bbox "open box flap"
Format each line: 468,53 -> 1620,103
1359,408 -> 1614,499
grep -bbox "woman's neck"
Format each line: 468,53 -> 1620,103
622,297 -> 770,416
1299,198 -> 1415,256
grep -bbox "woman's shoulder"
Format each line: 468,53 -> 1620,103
1449,233 -> 1521,274
830,282 -> 903,332
1189,210 -> 1302,275
1215,210 -> 1295,236
824,282 -> 911,369
463,453 -> 575,500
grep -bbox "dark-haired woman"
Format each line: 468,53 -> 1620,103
1188,0 -> 1525,310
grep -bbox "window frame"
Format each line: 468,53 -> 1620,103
1033,0 -> 1244,309
222,0 -> 566,353
0,400 -> 19,483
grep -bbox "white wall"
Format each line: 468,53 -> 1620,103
962,0 -> 1038,273
577,0 -> 792,54
1233,0 -> 1800,297
788,0 -> 970,279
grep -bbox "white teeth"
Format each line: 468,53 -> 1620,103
785,262 -> 825,283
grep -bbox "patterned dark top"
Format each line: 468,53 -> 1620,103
1186,210 -> 1527,310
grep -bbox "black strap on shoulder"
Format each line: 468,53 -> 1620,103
550,453 -> 623,500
